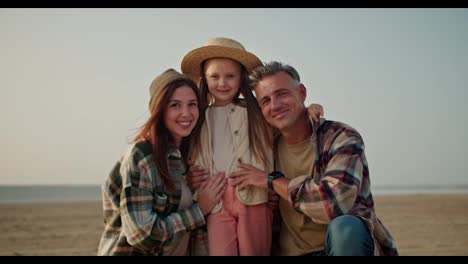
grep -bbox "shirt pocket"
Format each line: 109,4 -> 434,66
153,191 -> 169,215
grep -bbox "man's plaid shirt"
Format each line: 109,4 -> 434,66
281,118 -> 398,256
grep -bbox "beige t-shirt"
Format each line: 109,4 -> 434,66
277,136 -> 327,256
162,180 -> 193,256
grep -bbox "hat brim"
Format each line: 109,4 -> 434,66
181,45 -> 263,83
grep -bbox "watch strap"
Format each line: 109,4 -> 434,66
267,171 -> 284,190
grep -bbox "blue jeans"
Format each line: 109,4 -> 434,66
305,215 -> 374,256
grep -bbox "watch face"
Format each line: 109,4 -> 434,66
268,171 -> 284,190
270,171 -> 284,179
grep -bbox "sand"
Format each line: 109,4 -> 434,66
1,194 -> 467,256
373,194 -> 468,256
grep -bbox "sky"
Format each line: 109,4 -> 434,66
1,8 -> 467,189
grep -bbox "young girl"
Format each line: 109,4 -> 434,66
181,37 -> 323,256
98,69 -> 226,256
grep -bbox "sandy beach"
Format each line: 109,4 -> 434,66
1,194 -> 467,256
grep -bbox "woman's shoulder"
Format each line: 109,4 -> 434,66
122,140 -> 153,164
133,140 -> 153,155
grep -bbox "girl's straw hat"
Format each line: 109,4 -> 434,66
181,37 -> 262,82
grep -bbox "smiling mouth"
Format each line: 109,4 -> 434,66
177,121 -> 192,128
272,109 -> 288,119
216,89 -> 231,93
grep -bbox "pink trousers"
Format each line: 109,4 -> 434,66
207,185 -> 272,256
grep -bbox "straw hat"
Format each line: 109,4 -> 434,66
181,37 -> 263,82
148,68 -> 185,111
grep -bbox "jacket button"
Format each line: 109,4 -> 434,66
230,108 -> 235,113
234,130 -> 239,135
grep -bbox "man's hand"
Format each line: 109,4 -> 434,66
228,162 -> 268,190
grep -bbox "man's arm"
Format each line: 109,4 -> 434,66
288,125 -> 367,224
227,124 -> 367,224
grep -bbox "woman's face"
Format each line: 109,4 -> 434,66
164,86 -> 199,147
204,58 -> 241,107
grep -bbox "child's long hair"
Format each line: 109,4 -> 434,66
134,78 -> 201,191
192,62 -> 273,167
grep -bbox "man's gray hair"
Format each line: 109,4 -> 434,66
249,61 -> 301,90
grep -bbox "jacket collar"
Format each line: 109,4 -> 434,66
309,116 -> 326,140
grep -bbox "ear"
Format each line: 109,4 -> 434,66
298,83 -> 307,103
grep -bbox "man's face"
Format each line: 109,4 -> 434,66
254,71 -> 306,132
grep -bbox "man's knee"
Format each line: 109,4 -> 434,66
328,215 -> 365,238
326,215 -> 374,256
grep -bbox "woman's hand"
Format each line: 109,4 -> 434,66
186,160 -> 209,192
197,172 -> 227,216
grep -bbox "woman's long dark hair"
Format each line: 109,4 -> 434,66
134,78 -> 201,191
191,61 -> 273,167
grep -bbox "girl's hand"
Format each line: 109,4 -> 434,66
307,103 -> 324,122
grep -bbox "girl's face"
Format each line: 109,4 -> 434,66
164,86 -> 199,147
204,58 -> 241,106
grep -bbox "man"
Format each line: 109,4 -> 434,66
229,61 -> 398,256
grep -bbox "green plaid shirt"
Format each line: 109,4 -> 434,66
98,141 -> 208,256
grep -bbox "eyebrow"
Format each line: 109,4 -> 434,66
274,88 -> 289,94
259,88 -> 289,104
168,99 -> 197,103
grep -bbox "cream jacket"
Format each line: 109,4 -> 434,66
190,103 -> 272,213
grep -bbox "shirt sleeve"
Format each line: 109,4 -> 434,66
120,147 -> 206,252
287,127 -> 366,224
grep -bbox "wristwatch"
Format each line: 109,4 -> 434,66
267,171 -> 285,191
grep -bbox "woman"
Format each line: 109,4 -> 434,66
97,69 -> 226,256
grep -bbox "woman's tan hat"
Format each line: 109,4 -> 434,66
148,68 -> 185,111
181,37 -> 263,82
